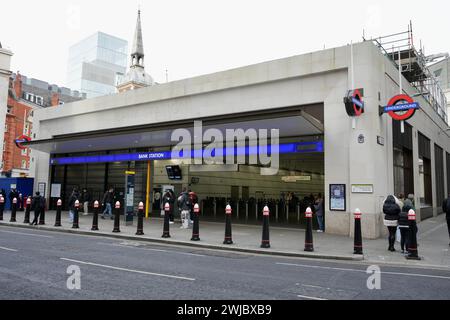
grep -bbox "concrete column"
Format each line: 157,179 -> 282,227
411,128 -> 422,223
430,143 -> 437,217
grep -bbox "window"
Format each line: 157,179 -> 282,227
23,123 -> 30,135
4,124 -> 7,132
35,96 -> 44,106
21,160 -> 27,169
21,149 -> 27,156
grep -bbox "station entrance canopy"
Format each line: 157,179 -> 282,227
24,108 -> 324,165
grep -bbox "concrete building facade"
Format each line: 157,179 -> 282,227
27,41 -> 450,239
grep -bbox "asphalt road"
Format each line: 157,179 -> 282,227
0,225 -> 449,300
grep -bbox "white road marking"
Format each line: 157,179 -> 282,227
98,242 -> 207,257
302,284 -> 331,290
297,294 -> 327,300
276,262 -> 450,280
0,246 -> 18,252
60,258 -> 195,281
0,229 -> 54,238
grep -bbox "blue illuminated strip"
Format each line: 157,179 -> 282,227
50,141 -> 324,165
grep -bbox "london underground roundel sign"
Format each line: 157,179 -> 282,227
344,89 -> 364,117
384,94 -> 420,121
15,135 -> 31,149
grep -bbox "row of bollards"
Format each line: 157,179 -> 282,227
2,196 -> 421,259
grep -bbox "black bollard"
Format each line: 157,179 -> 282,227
91,200 -> 99,231
304,207 -> 314,252
0,196 -> 4,221
55,199 -> 62,227
112,201 -> 121,233
353,209 -> 363,255
223,204 -> 233,245
72,200 -> 80,229
162,202 -> 171,238
23,197 -> 31,224
136,202 -> 144,235
10,198 -> 17,222
406,210 -> 421,260
191,203 -> 200,241
261,206 -> 270,248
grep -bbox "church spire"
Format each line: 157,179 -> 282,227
131,9 -> 144,67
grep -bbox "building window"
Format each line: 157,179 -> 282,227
21,160 -> 27,169
35,96 -> 44,106
23,124 -> 30,135
4,124 -> 7,132
21,149 -> 27,156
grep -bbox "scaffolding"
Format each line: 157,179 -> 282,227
364,22 -> 448,124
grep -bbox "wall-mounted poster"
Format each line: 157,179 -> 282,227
330,184 -> 346,211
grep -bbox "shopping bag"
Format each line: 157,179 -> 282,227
395,227 -> 401,243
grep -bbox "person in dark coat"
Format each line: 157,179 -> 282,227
162,190 -> 175,223
81,188 -> 91,216
443,193 -> 450,247
101,187 -> 115,220
9,188 -> 19,209
398,203 -> 412,254
383,195 -> 401,252
68,188 -> 80,223
177,188 -> 192,229
30,192 -> 45,225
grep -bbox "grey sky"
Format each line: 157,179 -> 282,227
1,0 -> 448,87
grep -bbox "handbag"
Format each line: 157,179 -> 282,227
395,227 -> 401,243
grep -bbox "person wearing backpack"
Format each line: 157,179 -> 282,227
177,187 -> 192,229
443,194 -> 450,246
30,192 -> 45,225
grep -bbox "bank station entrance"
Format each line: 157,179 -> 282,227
30,106 -> 325,228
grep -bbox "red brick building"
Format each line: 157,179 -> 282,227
2,73 -> 33,177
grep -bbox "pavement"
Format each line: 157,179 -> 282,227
0,209 -> 449,269
0,225 -> 450,300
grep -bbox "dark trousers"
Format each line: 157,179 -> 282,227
447,218 -> 450,238
169,208 -> 174,222
387,226 -> 397,249
31,209 -> 40,225
399,227 -> 409,251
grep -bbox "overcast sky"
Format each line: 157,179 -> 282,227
1,0 -> 449,87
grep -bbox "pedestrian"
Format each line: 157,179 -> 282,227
398,203 -> 412,254
68,188 -> 80,223
101,187 -> 114,220
397,193 -> 405,210
404,194 -> 415,211
9,188 -> 19,209
162,189 -> 175,224
30,192 -> 45,225
442,193 -> 450,247
0,189 -> 6,199
177,187 -> 192,229
383,195 -> 401,252
81,188 -> 91,216
314,196 -> 325,233
188,190 -> 198,225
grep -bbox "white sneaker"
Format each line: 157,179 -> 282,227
169,221 -> 174,224
317,230 -> 323,233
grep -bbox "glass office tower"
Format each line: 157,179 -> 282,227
67,32 -> 128,98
